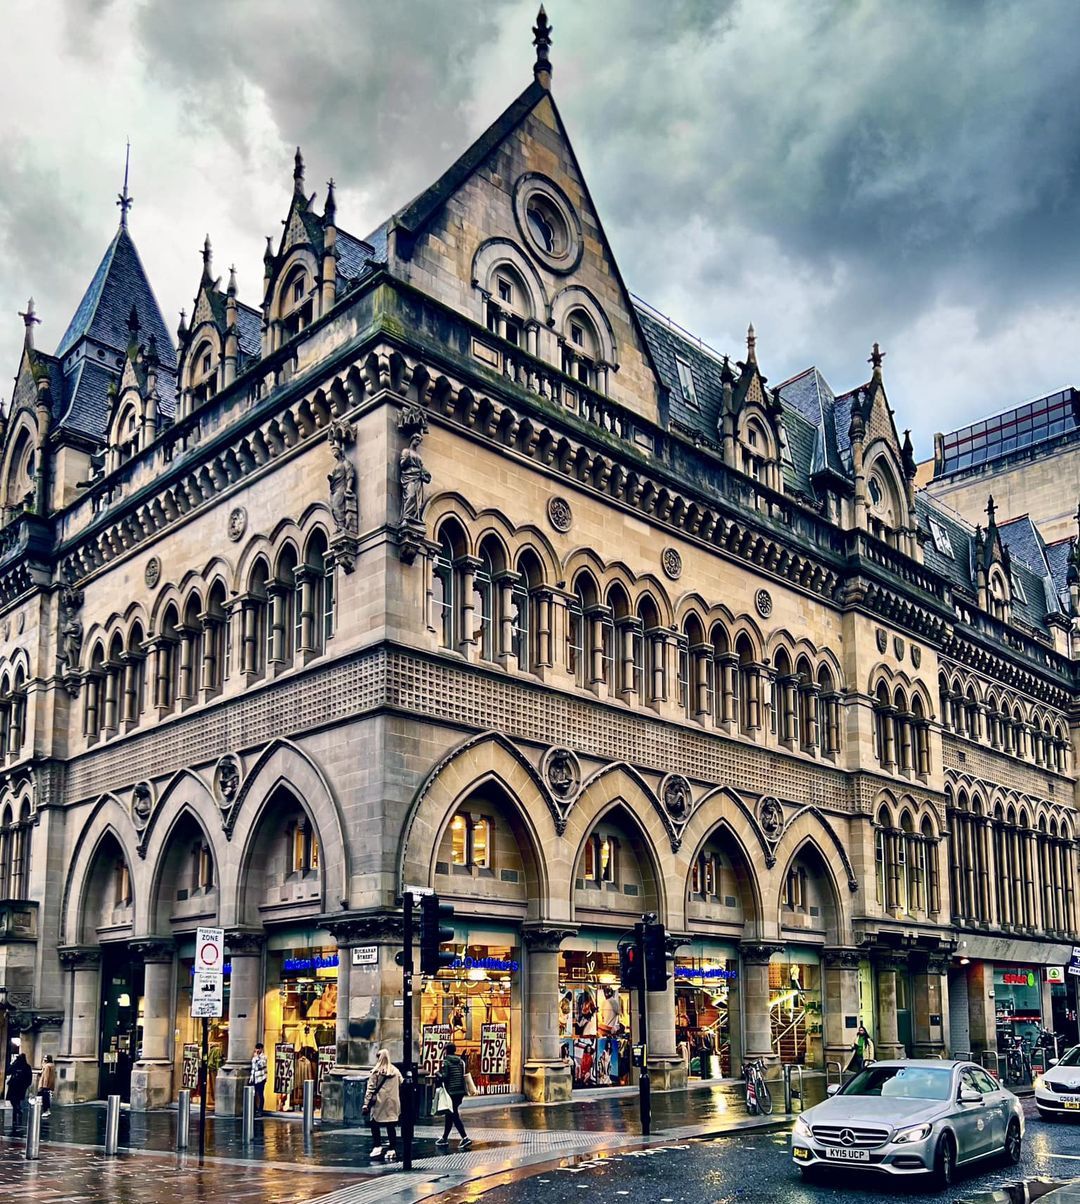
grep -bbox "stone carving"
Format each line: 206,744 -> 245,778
547,496 -> 573,533
542,746 -> 581,804
1,621 -> 8,641
660,773 -> 693,823
144,556 -> 161,589
757,795 -> 785,843
214,754 -> 242,809
59,587 -> 84,693
754,588 -> 772,618
227,506 -> 247,542
911,645 -> 922,669
875,628 -> 887,654
17,612 -> 24,635
398,434 -> 430,526
131,781 -> 154,829
661,547 -> 682,580
893,636 -> 904,659
328,419 -> 359,535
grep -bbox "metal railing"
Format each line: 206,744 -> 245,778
783,1063 -> 805,1112
825,1059 -> 845,1092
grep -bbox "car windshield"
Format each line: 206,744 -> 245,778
842,1065 -> 952,1100
1056,1046 -> 1080,1068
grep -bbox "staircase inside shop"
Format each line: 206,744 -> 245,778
772,1007 -> 808,1065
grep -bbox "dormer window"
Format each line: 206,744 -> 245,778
1010,569 -> 1027,604
497,276 -> 513,304
571,322 -> 584,346
292,277 -> 304,304
116,404 -> 139,465
928,516 -> 954,558
281,266 -> 313,339
676,356 -> 698,406
563,310 -> 600,388
486,271 -> 524,347
190,340 -> 217,406
201,351 -> 212,375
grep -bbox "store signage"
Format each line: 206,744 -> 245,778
191,970 -> 224,1018
352,946 -> 378,967
421,1024 -> 452,1076
449,955 -> 520,973
675,966 -> 738,981
195,926 -> 225,973
283,954 -> 340,972
405,884 -> 434,897
181,1043 -> 200,1090
274,1043 -> 295,1096
317,1044 -> 337,1085
1069,947 -> 1080,977
1047,967 -> 1066,984
481,1022 -> 509,1078
1001,971 -> 1037,987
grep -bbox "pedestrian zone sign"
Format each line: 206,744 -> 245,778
191,971 -> 224,1018
195,926 -> 225,973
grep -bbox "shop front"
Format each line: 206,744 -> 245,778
558,938 -> 633,1089
419,927 -> 520,1095
99,943 -> 144,1102
995,964 -> 1043,1085
769,947 -> 822,1068
263,943 -> 338,1112
675,942 -> 739,1079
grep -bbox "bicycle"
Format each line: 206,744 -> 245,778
743,1057 -> 773,1115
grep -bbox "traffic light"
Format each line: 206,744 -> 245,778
419,893 -> 456,976
643,920 -> 669,991
618,940 -> 642,990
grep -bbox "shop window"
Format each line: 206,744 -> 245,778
676,951 -> 737,1078
260,946 -> 339,1114
449,813 -> 492,872
559,949 -> 631,1089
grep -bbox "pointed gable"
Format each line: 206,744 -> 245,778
388,80 -> 664,426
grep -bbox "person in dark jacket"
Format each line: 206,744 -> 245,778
6,1053 -> 32,1130
435,1043 -> 471,1149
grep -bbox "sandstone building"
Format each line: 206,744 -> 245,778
1,13 -> 1078,1117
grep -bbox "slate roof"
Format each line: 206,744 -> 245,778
776,367 -> 849,476
56,226 -> 175,369
335,229 -> 376,283
1045,538 -> 1073,612
56,359 -> 117,439
235,302 -> 262,363
633,304 -> 726,438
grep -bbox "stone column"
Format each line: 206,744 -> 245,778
822,949 -> 861,1066
645,934 -> 686,1090
130,939 -> 176,1112
911,954 -> 948,1058
966,960 -> 998,1060
495,570 -> 521,671
319,914 -> 402,1125
522,925 -> 576,1103
56,947 -> 102,1104
216,931 -> 264,1115
719,653 -> 738,729
740,944 -> 781,1075
874,958 -> 904,1060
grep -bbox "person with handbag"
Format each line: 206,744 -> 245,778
362,1049 -> 402,1162
434,1042 -> 472,1150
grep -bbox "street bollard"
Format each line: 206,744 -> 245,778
302,1079 -> 315,1133
242,1085 -> 255,1145
25,1097 -> 42,1160
176,1089 -> 191,1150
783,1063 -> 793,1113
104,1094 -> 121,1156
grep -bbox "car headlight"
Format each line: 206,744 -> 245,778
893,1122 -> 933,1145
1033,1075 -> 1045,1091
793,1115 -> 811,1138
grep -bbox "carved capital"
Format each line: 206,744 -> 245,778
738,942 -> 783,965
822,947 -> 862,971
130,939 -> 176,964
321,911 -> 402,944
521,923 -> 578,952
225,929 -> 265,957
58,945 -> 101,970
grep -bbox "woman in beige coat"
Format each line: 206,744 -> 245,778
363,1049 -> 403,1163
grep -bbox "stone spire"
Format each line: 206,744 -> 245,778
533,5 -> 553,89
293,146 -> 305,194
869,341 -> 885,381
324,177 -> 337,225
116,139 -> 133,229
18,297 -> 40,350
746,322 -> 757,366
201,233 -> 213,284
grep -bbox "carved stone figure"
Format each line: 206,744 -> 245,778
543,746 -> 580,801
59,587 -> 84,672
758,795 -> 784,842
329,439 -> 359,534
132,783 -> 153,827
216,755 -> 240,806
399,434 -> 431,525
661,774 -> 692,822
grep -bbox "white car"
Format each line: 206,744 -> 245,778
1035,1045 -> 1080,1119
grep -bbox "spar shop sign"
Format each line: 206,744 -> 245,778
1001,970 -> 1037,987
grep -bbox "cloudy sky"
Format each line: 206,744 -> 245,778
2,0 -> 1078,456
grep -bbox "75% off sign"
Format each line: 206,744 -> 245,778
191,926 -> 225,1018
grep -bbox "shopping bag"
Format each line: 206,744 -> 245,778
464,1072 -> 478,1097
434,1084 -> 452,1114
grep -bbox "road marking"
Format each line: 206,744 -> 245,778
1050,1153 -> 1080,1160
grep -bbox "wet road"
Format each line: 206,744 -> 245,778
435,1101 -> 1080,1204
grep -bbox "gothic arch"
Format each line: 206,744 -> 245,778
471,238 -> 548,320
139,768 -> 219,857
62,795 -> 140,945
678,803 -> 765,931
775,832 -> 849,945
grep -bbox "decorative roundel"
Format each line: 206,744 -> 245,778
875,628 -> 888,654
541,746 -> 581,803
227,506 -> 248,542
547,496 -> 573,533
662,548 -> 683,580
144,556 -> 161,589
754,588 -> 773,619
513,173 -> 583,274
660,774 -> 693,823
757,796 -> 785,842
214,754 -> 243,810
16,612 -> 24,635
131,781 -> 155,830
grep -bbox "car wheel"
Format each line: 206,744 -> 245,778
933,1132 -> 956,1189
1003,1119 -> 1022,1165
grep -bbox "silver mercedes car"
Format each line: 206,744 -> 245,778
790,1060 -> 1023,1187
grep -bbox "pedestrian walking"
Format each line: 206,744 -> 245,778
250,1043 -> 268,1115
434,1042 -> 471,1150
38,1055 -> 56,1117
362,1049 -> 402,1163
846,1023 -> 875,1073
6,1053 -> 32,1131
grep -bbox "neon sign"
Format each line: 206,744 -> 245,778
676,966 -> 738,981
284,954 -> 340,972
1001,971 -> 1036,987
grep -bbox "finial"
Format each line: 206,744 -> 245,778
264,234 -> 275,267
146,331 -> 159,365
986,494 -> 996,524
324,177 -> 336,223
293,146 -> 305,192
533,5 -> 553,87
869,341 -> 885,376
201,233 -> 212,281
177,308 -> 188,341
18,297 -> 40,349
227,263 -> 237,296
746,322 -> 757,365
116,139 -> 133,229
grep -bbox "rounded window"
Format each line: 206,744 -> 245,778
868,475 -> 883,507
514,174 -> 582,273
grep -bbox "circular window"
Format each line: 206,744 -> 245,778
868,476 -> 883,507
513,174 -> 583,273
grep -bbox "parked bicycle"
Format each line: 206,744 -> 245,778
743,1057 -> 773,1115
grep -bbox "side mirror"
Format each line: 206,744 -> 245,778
1049,1058 -> 1059,1067
827,1083 -> 841,1097
959,1087 -> 982,1105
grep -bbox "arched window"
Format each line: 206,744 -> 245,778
449,810 -> 493,871
116,403 -> 140,465
302,531 -> 335,657
84,642 -> 105,737
272,546 -> 299,669
583,830 -> 619,885
795,656 -> 816,751
773,649 -> 795,744
181,594 -> 203,705
190,339 -> 217,405
432,524 -> 466,651
921,817 -> 939,915
912,694 -> 929,776
562,309 -> 600,388
875,808 -> 890,907
5,427 -> 36,513
9,666 -> 26,755
103,632 -> 124,733
124,622 -> 147,724
0,806 -> 11,898
608,585 -> 636,701
10,800 -> 31,900
472,537 -> 503,663
486,265 -> 529,347
156,605 -> 181,711
245,561 -> 271,679
202,584 -> 227,694
817,665 -> 840,755
894,687 -> 912,772
899,811 -> 916,913
568,572 -> 604,691
513,550 -> 546,674
874,681 -> 894,768
638,595 -> 664,709
682,615 -> 709,720
280,264 -> 313,339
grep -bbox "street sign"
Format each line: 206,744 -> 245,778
191,971 -> 223,1018
195,926 -> 225,973
352,945 -> 378,966
404,884 -> 434,897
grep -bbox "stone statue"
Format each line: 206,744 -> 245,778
59,587 -> 84,672
217,756 -> 240,805
132,783 -> 153,826
399,433 -> 431,524
328,438 -> 358,534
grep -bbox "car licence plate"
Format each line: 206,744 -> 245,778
1064,1101 -> 1080,1111
825,1148 -> 870,1162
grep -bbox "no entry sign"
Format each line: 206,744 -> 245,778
195,926 -> 224,973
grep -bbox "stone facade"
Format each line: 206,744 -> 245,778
0,15 -> 1078,1115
